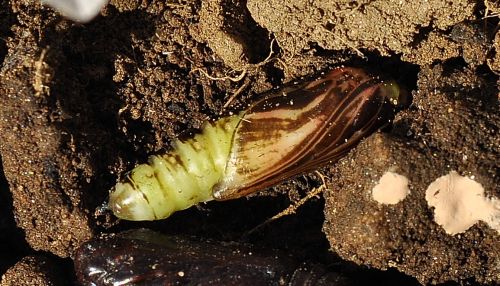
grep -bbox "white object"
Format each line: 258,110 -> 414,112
372,171 -> 410,205
425,171 -> 500,235
41,0 -> 109,22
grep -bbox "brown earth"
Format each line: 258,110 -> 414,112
0,0 -> 498,285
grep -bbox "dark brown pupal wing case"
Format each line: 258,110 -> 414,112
213,67 -> 402,200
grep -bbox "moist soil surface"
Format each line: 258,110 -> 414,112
0,0 -> 499,285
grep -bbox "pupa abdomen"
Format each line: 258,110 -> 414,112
109,67 -> 404,221
110,115 -> 240,220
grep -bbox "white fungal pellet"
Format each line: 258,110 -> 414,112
41,0 -> 109,22
425,171 -> 500,235
372,171 -> 410,205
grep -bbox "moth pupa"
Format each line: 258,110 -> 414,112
109,67 -> 405,221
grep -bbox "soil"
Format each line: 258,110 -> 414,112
0,0 -> 498,285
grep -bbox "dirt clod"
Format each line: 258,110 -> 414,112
0,256 -> 63,286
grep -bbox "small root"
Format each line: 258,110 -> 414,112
191,68 -> 247,82
33,48 -> 51,97
218,38 -> 279,109
243,171 -> 328,237
222,80 -> 250,110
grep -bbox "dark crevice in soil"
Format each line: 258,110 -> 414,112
0,0 -> 15,67
408,25 -> 434,48
439,58 -> 499,110
310,45 -> 421,94
475,63 -> 499,103
262,61 -> 286,88
308,41 -> 353,60
441,57 -> 469,75
221,0 -> 271,63
355,53 -> 420,92
0,156 -> 30,276
343,264 -> 421,286
44,253 -> 76,285
37,10 -> 158,215
304,41 -> 420,92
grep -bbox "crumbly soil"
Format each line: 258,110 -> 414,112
0,0 -> 498,285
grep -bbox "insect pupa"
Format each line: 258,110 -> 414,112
109,67 -> 405,221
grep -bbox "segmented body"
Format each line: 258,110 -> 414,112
109,67 -> 404,221
110,115 -> 240,220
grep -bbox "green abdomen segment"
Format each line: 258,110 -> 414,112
109,115 -> 241,221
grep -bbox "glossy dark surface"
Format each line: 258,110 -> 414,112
74,229 -> 352,286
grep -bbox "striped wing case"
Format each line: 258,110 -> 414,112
213,67 -> 400,200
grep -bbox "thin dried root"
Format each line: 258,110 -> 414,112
220,38 -> 279,109
33,48 -> 51,97
222,80 -> 250,110
192,68 -> 247,82
244,171 -> 328,237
